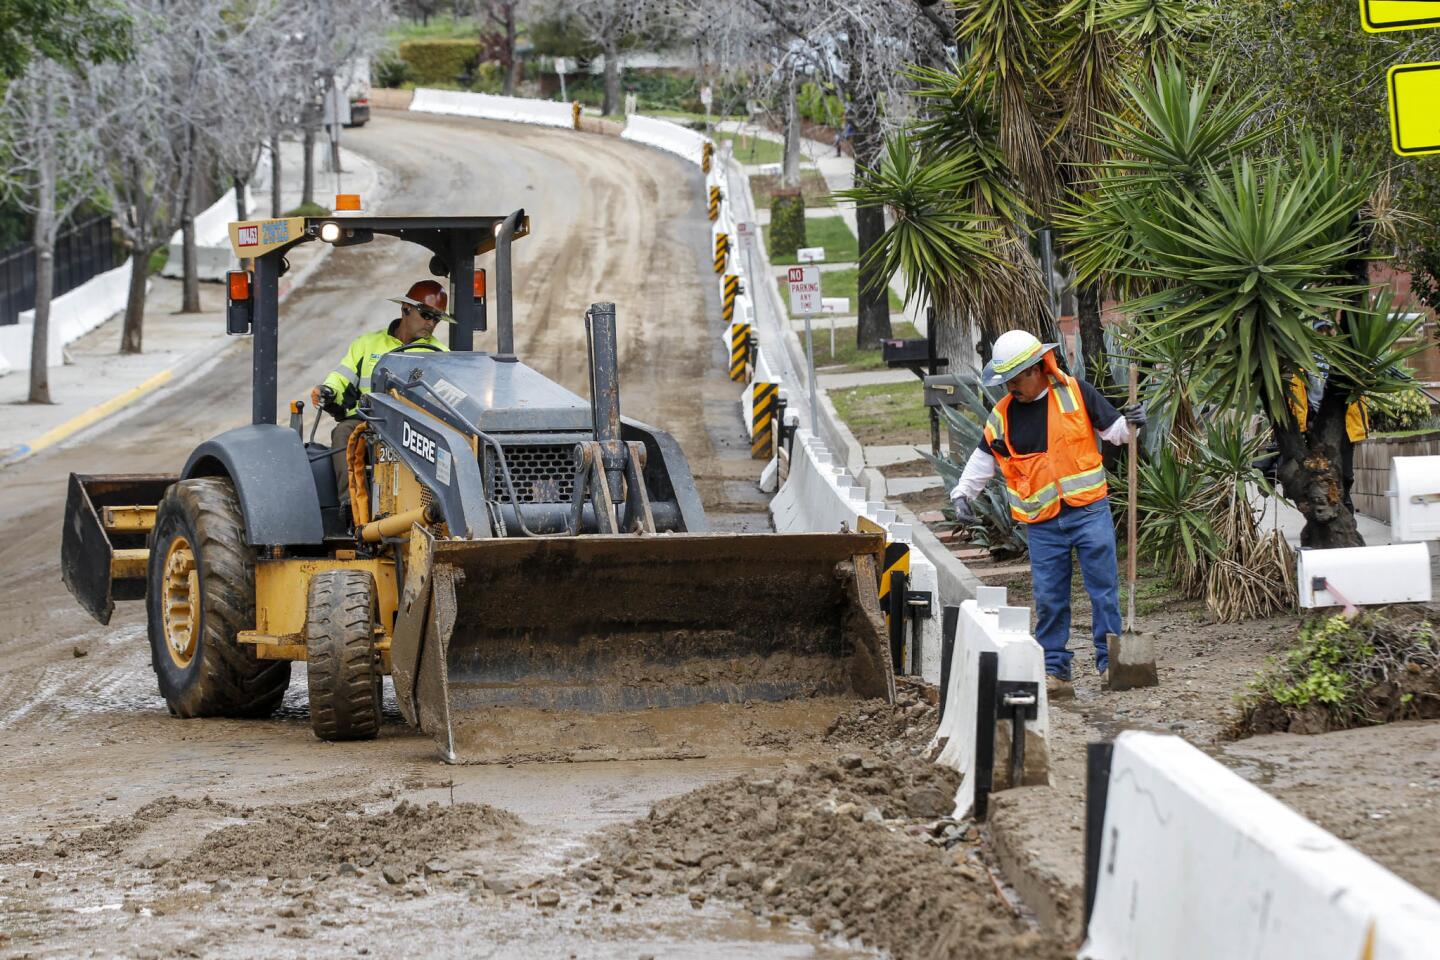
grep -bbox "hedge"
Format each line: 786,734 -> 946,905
398,39 -> 480,87
770,188 -> 806,258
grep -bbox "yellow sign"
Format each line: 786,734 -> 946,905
1388,61 -> 1440,156
1361,0 -> 1440,32
227,217 -> 305,259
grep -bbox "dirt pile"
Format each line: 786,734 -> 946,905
565,751 -> 1066,960
824,684 -> 941,756
1235,610 -> 1440,737
169,796 -> 523,881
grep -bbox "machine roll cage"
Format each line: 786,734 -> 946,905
225,210 -> 531,427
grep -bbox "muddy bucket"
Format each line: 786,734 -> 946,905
389,531 -> 896,763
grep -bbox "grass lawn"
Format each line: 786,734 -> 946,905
749,171 -> 834,208
776,267 -> 904,318
829,381 -> 929,446
808,321 -> 921,373
385,20 -> 477,43
765,216 -> 858,265
715,130 -> 784,165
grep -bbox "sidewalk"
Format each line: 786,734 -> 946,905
0,142 -> 385,466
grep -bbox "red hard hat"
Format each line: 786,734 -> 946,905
405,279 -> 447,312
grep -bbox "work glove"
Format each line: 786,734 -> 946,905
951,495 -> 976,524
1119,402 -> 1147,429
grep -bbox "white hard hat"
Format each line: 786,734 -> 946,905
981,330 -> 1058,387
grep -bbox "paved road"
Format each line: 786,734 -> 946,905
0,112 -> 854,958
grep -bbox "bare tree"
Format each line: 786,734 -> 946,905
563,0 -> 680,115
478,1 -> 523,95
701,0 -> 947,347
0,59 -> 101,402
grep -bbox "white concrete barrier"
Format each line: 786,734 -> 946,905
1,261 -> 142,375
622,114 -> 710,166
932,588 -> 1049,817
163,185 -> 252,281
1083,731 -> 1440,960
410,88 -> 574,128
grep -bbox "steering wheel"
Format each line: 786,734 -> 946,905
387,342 -> 443,354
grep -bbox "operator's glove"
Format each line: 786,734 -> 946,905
951,495 -> 976,524
1119,402 -> 1147,429
311,384 -> 348,420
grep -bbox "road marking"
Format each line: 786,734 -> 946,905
1,368 -> 174,468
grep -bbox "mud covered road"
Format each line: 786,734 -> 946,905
0,113 -> 1063,958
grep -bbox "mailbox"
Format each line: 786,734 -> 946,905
1389,455 -> 1440,542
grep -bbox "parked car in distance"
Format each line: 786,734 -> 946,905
345,96 -> 370,128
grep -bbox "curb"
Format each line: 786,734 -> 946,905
1,368 -> 174,469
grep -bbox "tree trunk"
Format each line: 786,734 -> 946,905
782,71 -> 801,189
1077,280 -> 1111,387
502,5 -> 518,96
28,215 -> 55,403
602,42 -> 620,116
934,298 -> 978,379
301,126 -> 316,207
120,249 -> 148,355
853,129 -> 891,349
270,134 -> 282,217
234,176 -> 248,221
1271,392 -> 1363,549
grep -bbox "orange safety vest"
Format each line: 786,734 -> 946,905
982,359 -> 1108,524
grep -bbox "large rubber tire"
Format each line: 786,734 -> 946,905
305,569 -> 382,741
146,478 -> 290,717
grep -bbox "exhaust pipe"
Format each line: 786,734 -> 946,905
494,209 -> 524,362
586,302 -> 625,501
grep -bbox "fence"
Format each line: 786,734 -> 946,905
0,215 -> 117,328
1352,431 -> 1440,523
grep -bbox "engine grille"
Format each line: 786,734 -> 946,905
485,443 -> 577,504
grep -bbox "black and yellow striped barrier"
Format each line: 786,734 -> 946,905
701,141 -> 713,173
728,322 -> 752,382
713,232 -> 729,275
750,381 -> 778,459
721,273 -> 741,321
878,540 -> 912,670
708,185 -> 721,222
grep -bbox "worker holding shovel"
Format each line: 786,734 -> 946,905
948,331 -> 1146,699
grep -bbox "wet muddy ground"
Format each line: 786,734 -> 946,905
0,113 -> 1066,958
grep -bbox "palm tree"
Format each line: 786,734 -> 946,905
1109,135 -> 1429,547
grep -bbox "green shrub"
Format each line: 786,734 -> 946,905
1236,612 -> 1439,736
373,53 -> 411,89
1369,386 -> 1434,433
398,39 -> 481,87
769,189 -> 806,258
284,202 -> 331,218
797,82 -> 844,128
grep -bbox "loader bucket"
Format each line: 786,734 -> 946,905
61,474 -> 177,624
389,531 -> 895,763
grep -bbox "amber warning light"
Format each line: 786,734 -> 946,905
227,270 -> 250,302
474,268 -> 486,299
335,194 -> 362,211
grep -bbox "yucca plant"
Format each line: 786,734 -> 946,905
1108,122 -> 1431,547
1131,446 -> 1219,597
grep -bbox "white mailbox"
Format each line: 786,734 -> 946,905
1297,543 -> 1432,609
1389,455 -> 1440,542
797,247 -> 826,263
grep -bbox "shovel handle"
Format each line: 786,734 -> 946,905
1126,363 -> 1138,620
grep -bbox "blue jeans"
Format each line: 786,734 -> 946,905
1026,498 -> 1121,679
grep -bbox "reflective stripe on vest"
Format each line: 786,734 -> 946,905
331,366 -> 359,385
1006,482 -> 1061,521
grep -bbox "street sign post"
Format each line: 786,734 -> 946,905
555,58 -> 569,102
787,265 -> 821,430
1388,61 -> 1440,156
1361,0 -> 1440,32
